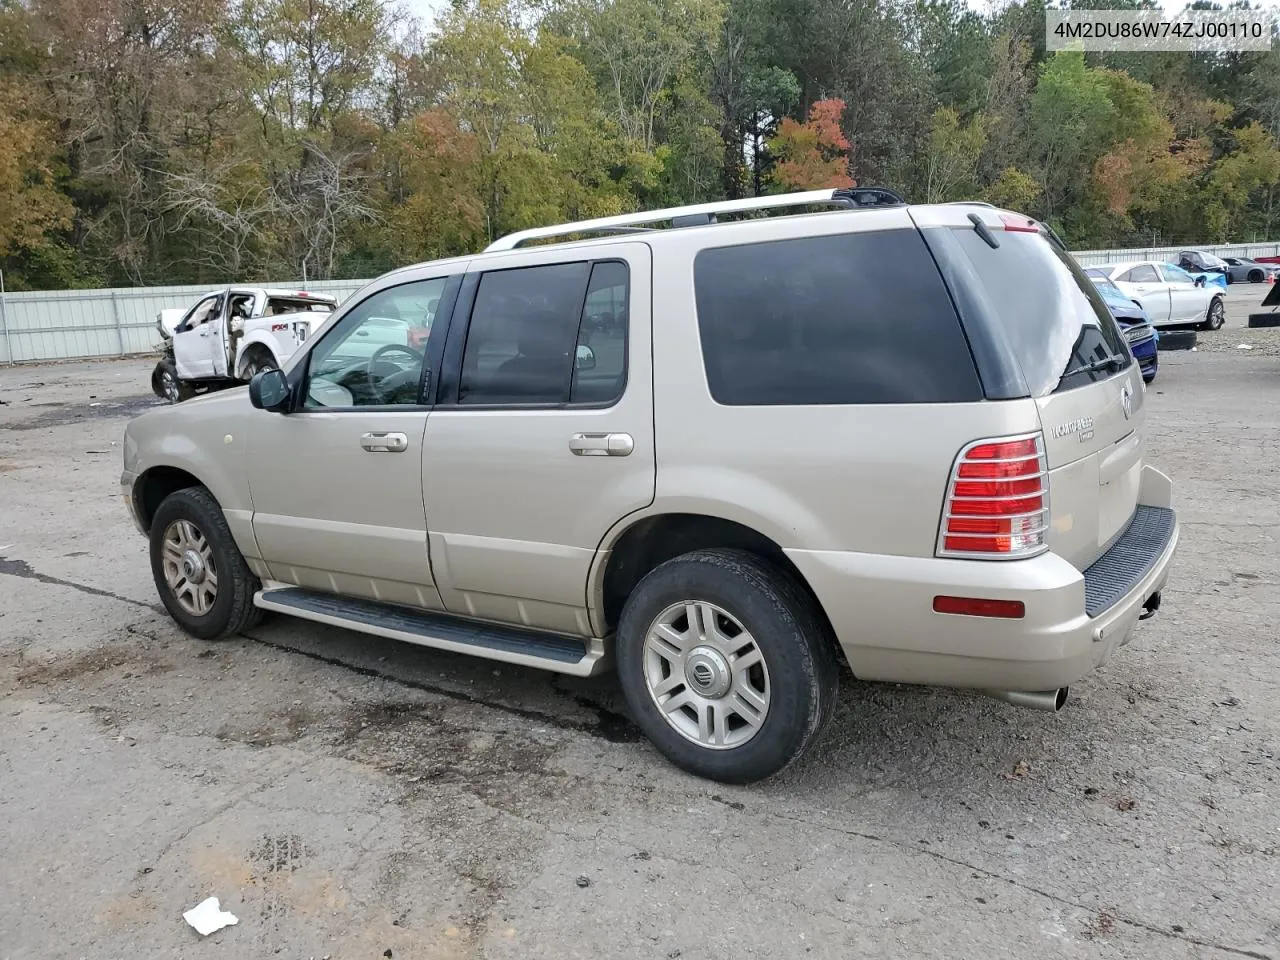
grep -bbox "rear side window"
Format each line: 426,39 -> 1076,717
692,230 -> 982,406
949,229 -> 1131,397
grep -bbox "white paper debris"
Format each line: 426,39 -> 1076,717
183,897 -> 238,936
1237,343 -> 1254,350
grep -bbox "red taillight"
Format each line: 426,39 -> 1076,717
938,434 -> 1048,559
933,596 -> 1026,619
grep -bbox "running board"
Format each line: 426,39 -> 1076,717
254,587 -> 610,677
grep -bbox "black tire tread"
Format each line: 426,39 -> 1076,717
616,547 -> 838,783
150,486 -> 262,639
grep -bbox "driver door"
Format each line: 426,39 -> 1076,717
245,272 -> 459,610
1160,263 -> 1209,322
173,294 -> 223,379
1119,264 -> 1169,323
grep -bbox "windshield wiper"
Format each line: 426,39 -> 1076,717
1060,352 -> 1125,381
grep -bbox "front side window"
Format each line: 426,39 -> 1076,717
304,277 -> 447,408
694,230 -> 982,406
1124,264 -> 1160,283
1160,263 -> 1194,284
183,295 -> 222,330
458,262 -> 591,404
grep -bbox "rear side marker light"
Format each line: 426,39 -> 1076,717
938,432 -> 1049,560
933,596 -> 1026,619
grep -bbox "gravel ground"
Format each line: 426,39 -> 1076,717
1,351 -> 1278,960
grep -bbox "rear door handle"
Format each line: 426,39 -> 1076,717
360,432 -> 408,453
569,432 -> 634,457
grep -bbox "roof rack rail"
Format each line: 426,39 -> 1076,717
485,186 -> 907,251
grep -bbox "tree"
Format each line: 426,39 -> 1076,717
924,108 -> 986,202
768,98 -> 853,191
0,85 -> 74,263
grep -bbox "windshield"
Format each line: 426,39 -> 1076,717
948,227 -> 1132,397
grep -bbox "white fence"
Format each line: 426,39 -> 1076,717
1071,241 -> 1280,267
4,237 -> 1280,363
0,278 -> 369,364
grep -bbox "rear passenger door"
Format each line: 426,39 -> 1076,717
422,243 -> 655,636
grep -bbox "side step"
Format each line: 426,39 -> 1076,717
254,587 -> 610,677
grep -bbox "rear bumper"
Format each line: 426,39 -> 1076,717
787,466 -> 1179,693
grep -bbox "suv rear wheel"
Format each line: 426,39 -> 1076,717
150,487 -> 262,640
616,548 -> 838,783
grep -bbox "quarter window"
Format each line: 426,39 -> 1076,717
693,230 -> 982,405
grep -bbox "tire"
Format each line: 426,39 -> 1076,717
615,548 -> 838,784
1159,329 -> 1197,351
1248,270 -> 1264,283
1200,297 -> 1225,331
241,348 -> 278,381
1247,312 -> 1280,328
149,487 -> 262,640
153,361 -> 195,403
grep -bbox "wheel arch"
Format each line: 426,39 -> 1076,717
589,511 -> 836,643
234,331 -> 284,379
133,466 -> 205,534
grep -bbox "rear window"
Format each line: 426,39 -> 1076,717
948,228 -> 1131,397
692,230 -> 982,406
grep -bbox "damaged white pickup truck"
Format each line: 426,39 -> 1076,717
152,287 -> 337,403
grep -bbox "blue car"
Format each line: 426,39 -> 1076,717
1086,269 -> 1159,383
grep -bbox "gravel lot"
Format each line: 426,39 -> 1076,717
1,314 -> 1278,958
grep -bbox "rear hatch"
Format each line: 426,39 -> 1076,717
925,211 -> 1144,570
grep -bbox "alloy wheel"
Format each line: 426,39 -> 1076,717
160,519 -> 218,617
642,600 -> 771,749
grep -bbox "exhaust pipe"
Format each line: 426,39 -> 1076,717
982,687 -> 1069,712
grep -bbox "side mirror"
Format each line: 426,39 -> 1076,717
1194,276 -> 1206,288
249,368 -> 291,412
575,344 -> 596,372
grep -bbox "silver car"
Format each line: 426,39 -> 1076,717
121,190 -> 1179,783
1222,256 -> 1280,284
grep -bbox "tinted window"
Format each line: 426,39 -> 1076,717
572,261 -> 628,404
950,229 -> 1131,397
304,277 -> 447,408
693,230 -> 982,406
1124,264 -> 1160,283
459,263 -> 591,404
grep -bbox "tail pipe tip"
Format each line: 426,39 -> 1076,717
982,687 -> 1069,712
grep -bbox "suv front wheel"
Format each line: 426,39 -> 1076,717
149,486 -> 262,640
616,548 -> 838,783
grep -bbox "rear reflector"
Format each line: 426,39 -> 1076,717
933,596 -> 1026,619
938,433 -> 1049,560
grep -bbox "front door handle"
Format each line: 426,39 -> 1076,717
360,432 -> 408,453
569,432 -> 634,457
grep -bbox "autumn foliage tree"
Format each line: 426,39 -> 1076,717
768,99 -> 854,191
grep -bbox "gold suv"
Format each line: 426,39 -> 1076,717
122,190 -> 1179,783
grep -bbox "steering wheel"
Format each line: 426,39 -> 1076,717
366,343 -> 423,403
